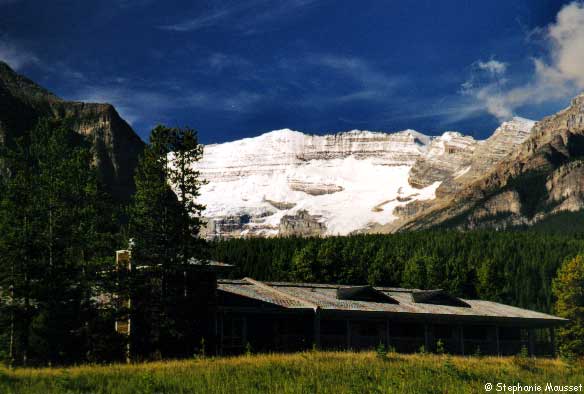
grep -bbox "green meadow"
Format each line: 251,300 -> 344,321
1,351 -> 581,394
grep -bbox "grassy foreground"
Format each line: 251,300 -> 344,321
0,352 -> 581,394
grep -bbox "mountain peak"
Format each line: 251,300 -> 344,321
396,91 -> 584,232
570,91 -> 584,107
0,60 -> 61,103
509,116 -> 535,126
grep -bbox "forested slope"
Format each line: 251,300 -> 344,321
211,231 -> 584,313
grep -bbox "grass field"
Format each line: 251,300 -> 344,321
0,351 -> 581,394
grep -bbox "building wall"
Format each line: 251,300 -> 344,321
218,311 -> 556,357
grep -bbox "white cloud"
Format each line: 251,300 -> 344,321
159,0 -> 319,34
477,59 -> 507,75
460,1 -> 584,121
160,2 -> 251,32
0,41 -> 38,70
545,1 -> 584,87
299,54 -> 404,104
311,55 -> 400,90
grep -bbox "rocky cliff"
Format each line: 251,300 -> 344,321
195,118 -> 534,238
434,117 -> 535,198
395,93 -> 584,231
407,132 -> 478,190
0,61 -> 144,203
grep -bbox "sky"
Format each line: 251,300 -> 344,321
1,0 -> 584,144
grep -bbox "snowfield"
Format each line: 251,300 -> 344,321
194,128 -> 443,236
200,156 -> 441,236
190,119 -> 534,237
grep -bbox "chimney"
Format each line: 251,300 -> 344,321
115,249 -> 131,363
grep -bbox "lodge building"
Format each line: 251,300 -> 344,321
217,279 -> 566,356
114,250 -> 567,357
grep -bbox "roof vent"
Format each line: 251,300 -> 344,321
411,290 -> 470,308
336,286 -> 399,304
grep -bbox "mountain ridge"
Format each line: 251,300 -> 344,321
195,118 -> 534,238
394,93 -> 584,231
0,61 -> 144,203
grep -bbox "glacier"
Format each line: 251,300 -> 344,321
192,119 -> 535,238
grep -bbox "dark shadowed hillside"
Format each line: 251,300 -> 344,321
0,61 -> 144,203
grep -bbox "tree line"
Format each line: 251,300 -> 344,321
0,120 -> 206,366
210,231 -> 584,314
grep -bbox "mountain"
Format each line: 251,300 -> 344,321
0,61 -> 144,202
195,118 -> 534,238
395,93 -> 584,231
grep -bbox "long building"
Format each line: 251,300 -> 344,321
113,250 -> 567,358
217,278 -> 566,356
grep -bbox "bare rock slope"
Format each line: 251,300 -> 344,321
395,94 -> 584,231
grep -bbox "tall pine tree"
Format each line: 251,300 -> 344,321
0,119 -> 120,365
127,125 -> 206,359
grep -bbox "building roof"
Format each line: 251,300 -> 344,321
217,278 -> 567,326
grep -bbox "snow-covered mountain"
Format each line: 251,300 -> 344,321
194,119 -> 534,238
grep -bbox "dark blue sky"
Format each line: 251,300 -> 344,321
1,0 -> 581,143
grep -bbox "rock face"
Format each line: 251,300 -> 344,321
408,132 -> 478,190
0,61 -> 144,202
194,118 -> 534,238
395,93 -> 584,231
279,210 -> 326,236
435,118 -> 535,198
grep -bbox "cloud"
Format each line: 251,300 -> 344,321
459,1 -> 584,122
545,1 -> 584,87
70,81 -> 265,129
73,85 -> 177,126
310,55 -> 401,91
0,41 -> 38,70
159,0 -> 319,34
205,53 -> 252,73
160,2 -> 251,32
188,91 -> 263,113
477,59 -> 508,75
63,52 -> 402,132
280,54 -> 406,106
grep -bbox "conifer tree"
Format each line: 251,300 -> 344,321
0,119 -> 115,365
127,125 -> 206,359
553,254 -> 584,356
167,127 -> 206,265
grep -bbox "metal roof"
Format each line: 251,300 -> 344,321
217,278 -> 567,325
